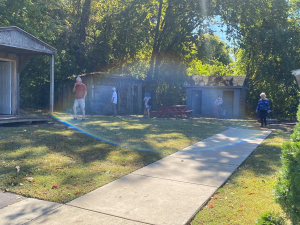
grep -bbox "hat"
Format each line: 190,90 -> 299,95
76,77 -> 82,82
145,93 -> 150,98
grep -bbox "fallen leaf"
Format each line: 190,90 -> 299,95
19,183 -> 24,186
208,205 -> 214,208
23,177 -> 34,182
238,209 -> 244,212
244,190 -> 250,193
248,193 -> 255,195
52,184 -> 59,189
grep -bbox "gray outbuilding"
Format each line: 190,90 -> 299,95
0,26 -> 57,116
184,76 -> 248,117
57,73 -> 153,115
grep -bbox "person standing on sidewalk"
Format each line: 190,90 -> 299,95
73,77 -> 87,121
215,95 -> 223,118
256,92 -> 271,127
111,87 -> 118,117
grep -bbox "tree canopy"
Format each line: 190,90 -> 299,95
0,0 -> 299,118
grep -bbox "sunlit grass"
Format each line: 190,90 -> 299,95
0,114 -> 229,203
1,112 -> 289,219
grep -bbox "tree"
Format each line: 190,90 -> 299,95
196,34 -> 232,65
217,0 -> 300,118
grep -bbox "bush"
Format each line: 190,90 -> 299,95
255,211 -> 285,225
291,123 -> 300,142
275,105 -> 300,224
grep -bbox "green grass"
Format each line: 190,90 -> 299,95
1,112 -> 290,223
0,113 -> 231,203
190,128 -> 291,225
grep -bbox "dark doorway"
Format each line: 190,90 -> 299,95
192,90 -> 202,114
223,91 -> 234,116
133,86 -> 139,114
118,87 -> 128,114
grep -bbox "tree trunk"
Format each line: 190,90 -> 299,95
147,0 -> 163,81
76,0 -> 92,72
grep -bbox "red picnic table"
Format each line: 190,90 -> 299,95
150,105 -> 193,118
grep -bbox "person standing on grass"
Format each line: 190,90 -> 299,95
215,95 -> 223,118
256,92 -> 271,127
143,93 -> 151,118
73,77 -> 87,121
111,87 -> 118,117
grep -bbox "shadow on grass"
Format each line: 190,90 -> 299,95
233,130 -> 290,177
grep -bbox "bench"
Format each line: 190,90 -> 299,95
150,105 -> 193,118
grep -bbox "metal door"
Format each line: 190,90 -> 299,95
223,91 -> 234,116
0,62 -> 12,115
192,90 -> 202,114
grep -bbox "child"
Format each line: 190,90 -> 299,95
143,93 -> 151,118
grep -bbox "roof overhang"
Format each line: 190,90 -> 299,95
0,26 -> 57,55
292,69 -> 300,87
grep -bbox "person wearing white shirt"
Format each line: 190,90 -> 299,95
215,95 -> 223,118
111,87 -> 118,117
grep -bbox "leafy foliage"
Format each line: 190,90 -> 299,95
275,106 -> 300,224
255,211 -> 286,225
217,0 -> 300,118
1,0 -> 300,118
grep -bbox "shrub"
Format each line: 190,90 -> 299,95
275,141 -> 300,224
275,105 -> 300,224
255,211 -> 285,225
291,123 -> 300,142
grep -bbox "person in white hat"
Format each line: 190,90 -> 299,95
111,87 -> 117,117
73,77 -> 87,121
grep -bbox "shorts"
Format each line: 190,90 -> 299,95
145,105 -> 151,110
74,99 -> 85,109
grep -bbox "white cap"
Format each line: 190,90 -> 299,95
76,77 -> 82,82
112,87 -> 116,91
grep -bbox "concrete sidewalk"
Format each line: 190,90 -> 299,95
0,128 -> 271,225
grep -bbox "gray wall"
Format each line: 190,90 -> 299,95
58,75 -> 147,115
186,87 -> 245,117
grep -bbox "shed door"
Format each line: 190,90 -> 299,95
223,91 -> 234,116
192,90 -> 202,114
0,62 -> 12,115
118,87 -> 128,114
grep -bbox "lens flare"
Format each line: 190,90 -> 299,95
52,113 -> 266,154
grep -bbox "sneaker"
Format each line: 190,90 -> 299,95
82,118 -> 85,121
72,117 -> 77,120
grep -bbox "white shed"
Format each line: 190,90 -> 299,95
0,26 -> 57,116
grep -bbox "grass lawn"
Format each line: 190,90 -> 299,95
0,113 -> 230,203
1,112 -> 291,223
190,127 -> 292,225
